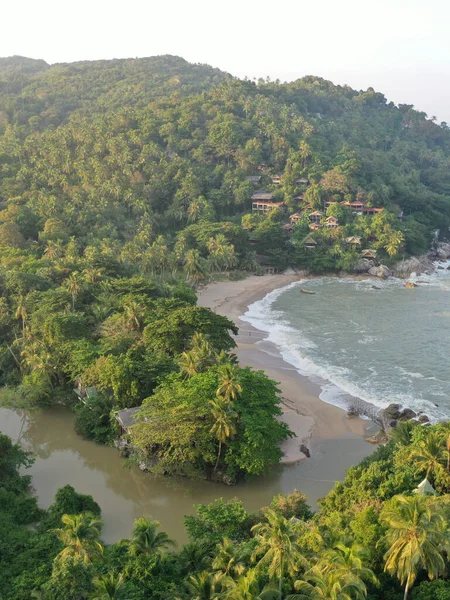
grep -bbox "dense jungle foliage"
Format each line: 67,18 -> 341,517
3,420 -> 450,599
1,53 -> 450,474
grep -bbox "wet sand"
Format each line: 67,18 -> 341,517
198,275 -> 374,462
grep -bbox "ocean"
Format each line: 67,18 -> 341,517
242,262 -> 450,423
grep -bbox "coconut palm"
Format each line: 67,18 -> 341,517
216,363 -> 242,402
251,509 -> 307,596
185,571 -> 221,600
380,494 -> 449,599
388,421 -> 417,446
409,431 -> 448,480
184,249 -> 208,286
51,513 -> 104,564
209,398 -> 238,471
326,542 -> 378,586
124,517 -> 175,557
90,572 -> 124,600
222,569 -> 279,600
179,541 -> 212,574
212,537 -> 248,580
289,562 -> 368,600
15,295 -> 27,333
64,272 -> 82,310
178,349 -> 201,377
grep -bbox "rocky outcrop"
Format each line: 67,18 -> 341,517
404,281 -> 417,288
368,265 -> 391,278
392,256 -> 435,278
354,258 -> 373,273
398,408 -> 417,421
434,242 -> 450,260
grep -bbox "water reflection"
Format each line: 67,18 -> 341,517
0,406 -> 374,544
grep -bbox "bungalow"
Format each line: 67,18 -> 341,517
324,200 -> 338,210
345,236 -> 362,246
303,235 -> 317,249
296,177 -> 309,185
251,192 -> 285,214
256,254 -> 277,274
324,216 -> 339,229
282,223 -> 293,234
360,249 -> 376,259
340,201 -> 383,216
309,210 -> 323,224
245,175 -> 262,186
308,223 -> 321,231
294,194 -> 304,202
362,206 -> 383,216
289,212 -> 303,224
115,407 -> 141,434
271,174 -> 282,185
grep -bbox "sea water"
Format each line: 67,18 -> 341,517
242,262 -> 450,423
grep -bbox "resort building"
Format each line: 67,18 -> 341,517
345,236 -> 362,246
303,235 -> 317,249
309,223 -> 321,231
340,201 -> 383,216
324,200 -> 338,210
309,210 -> 323,224
271,174 -> 282,185
289,212 -> 303,224
324,216 -> 339,229
296,177 -> 309,185
245,175 -> 262,185
360,249 -> 376,259
251,192 -> 285,213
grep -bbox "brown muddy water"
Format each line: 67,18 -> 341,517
0,406 -> 375,545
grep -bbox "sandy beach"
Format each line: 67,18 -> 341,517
198,274 -> 373,464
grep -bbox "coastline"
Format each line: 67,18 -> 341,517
198,274 -> 375,465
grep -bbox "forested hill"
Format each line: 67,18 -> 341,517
0,55 -> 232,127
1,54 -> 450,272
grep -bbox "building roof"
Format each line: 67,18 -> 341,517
361,249 -> 376,258
414,478 -> 437,496
251,192 -> 275,201
345,236 -> 362,244
245,175 -> 262,184
296,177 -> 309,184
115,407 -> 141,432
325,216 -> 338,222
303,235 -> 317,245
309,210 -> 324,217
289,212 -> 303,220
309,223 -> 321,230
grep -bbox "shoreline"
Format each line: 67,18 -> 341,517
198,274 -> 375,464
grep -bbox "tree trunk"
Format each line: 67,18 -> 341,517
279,555 -> 283,598
214,441 -> 222,472
404,580 -> 409,600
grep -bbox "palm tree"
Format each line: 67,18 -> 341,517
251,509 -> 307,596
388,421 -> 417,446
290,562 -> 368,600
15,295 -> 27,333
409,431 -> 448,480
124,517 -> 175,557
184,249 -> 208,286
222,569 -> 279,600
82,268 -> 104,284
178,349 -> 201,377
327,542 -> 378,586
212,537 -> 248,580
216,363 -> 242,402
90,572 -> 124,600
380,494 -> 449,599
209,398 -> 238,471
185,571 -> 221,600
51,513 -> 104,564
64,272 -> 82,310
179,541 -> 212,574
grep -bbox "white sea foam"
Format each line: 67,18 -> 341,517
241,273 -> 450,423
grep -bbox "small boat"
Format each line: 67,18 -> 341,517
300,289 -> 316,295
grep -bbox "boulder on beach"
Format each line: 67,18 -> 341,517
435,242 -> 450,260
354,258 -> 373,273
392,256 -> 435,278
404,281 -> 416,288
368,265 -> 391,279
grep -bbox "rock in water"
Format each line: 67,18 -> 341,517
398,408 -> 417,421
404,281 -> 416,288
383,403 -> 401,420
418,415 -> 430,424
368,265 -> 391,278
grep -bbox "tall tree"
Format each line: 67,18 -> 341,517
380,495 -> 449,600
50,513 -> 104,564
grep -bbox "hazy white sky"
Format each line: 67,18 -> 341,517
3,0 -> 450,121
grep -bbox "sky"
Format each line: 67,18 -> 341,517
3,0 -> 450,122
